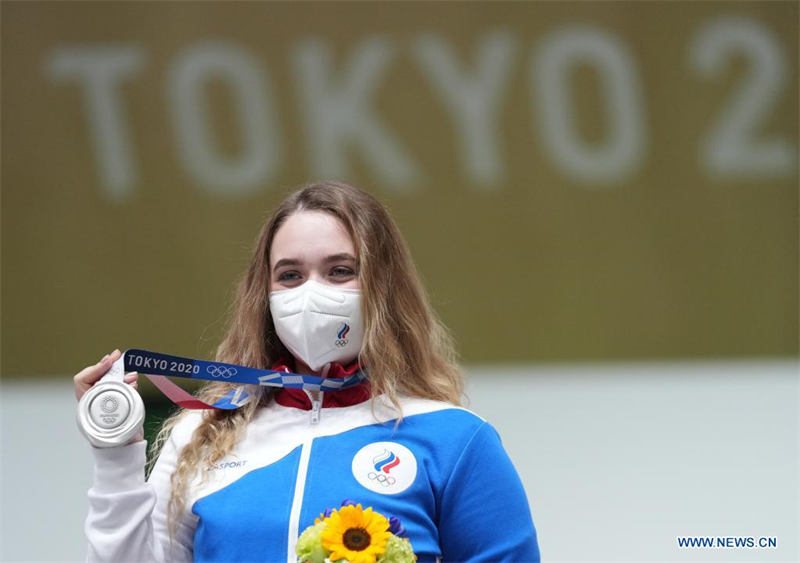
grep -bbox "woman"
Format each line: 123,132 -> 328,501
75,181 -> 540,562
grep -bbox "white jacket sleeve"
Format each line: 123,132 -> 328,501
85,416 -> 198,563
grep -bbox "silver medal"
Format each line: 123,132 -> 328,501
76,356 -> 145,448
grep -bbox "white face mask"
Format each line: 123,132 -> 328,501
269,280 -> 364,372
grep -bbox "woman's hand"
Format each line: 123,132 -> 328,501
74,349 -> 143,443
74,349 -> 141,400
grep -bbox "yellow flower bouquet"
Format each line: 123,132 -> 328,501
296,500 -> 416,563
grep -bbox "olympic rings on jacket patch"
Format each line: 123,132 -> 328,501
367,472 -> 397,486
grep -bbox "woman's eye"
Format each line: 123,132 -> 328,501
277,271 -> 301,282
330,266 -> 355,278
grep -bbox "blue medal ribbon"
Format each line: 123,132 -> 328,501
122,348 -> 367,410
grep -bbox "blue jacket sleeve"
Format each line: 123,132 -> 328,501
438,422 -> 540,562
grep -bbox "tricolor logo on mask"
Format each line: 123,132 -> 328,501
335,322 -> 350,348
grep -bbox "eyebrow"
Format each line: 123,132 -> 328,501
272,253 -> 358,273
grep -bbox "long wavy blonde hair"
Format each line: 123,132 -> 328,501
149,181 -> 463,535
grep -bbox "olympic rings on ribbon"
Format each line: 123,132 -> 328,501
206,365 -> 238,378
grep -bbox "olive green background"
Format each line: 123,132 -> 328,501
2,1 -> 797,379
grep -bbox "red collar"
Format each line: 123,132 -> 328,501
270,358 -> 371,411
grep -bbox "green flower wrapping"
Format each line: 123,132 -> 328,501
296,522 -> 329,563
378,536 -> 416,563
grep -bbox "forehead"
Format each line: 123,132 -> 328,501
270,211 -> 354,262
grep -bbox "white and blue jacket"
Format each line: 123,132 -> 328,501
85,392 -> 540,562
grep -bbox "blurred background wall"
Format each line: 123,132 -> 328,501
1,1 -> 797,561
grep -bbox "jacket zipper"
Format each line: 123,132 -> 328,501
285,389 -> 323,562
309,390 -> 322,425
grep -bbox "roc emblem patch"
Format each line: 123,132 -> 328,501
351,441 -> 417,495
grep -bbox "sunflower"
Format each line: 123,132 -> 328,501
321,504 -> 391,563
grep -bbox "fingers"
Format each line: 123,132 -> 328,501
124,371 -> 139,390
126,427 -> 145,445
123,370 -> 143,444
73,349 -> 121,400
74,349 -> 141,404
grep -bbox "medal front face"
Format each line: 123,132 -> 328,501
77,380 -> 144,448
351,441 -> 418,495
